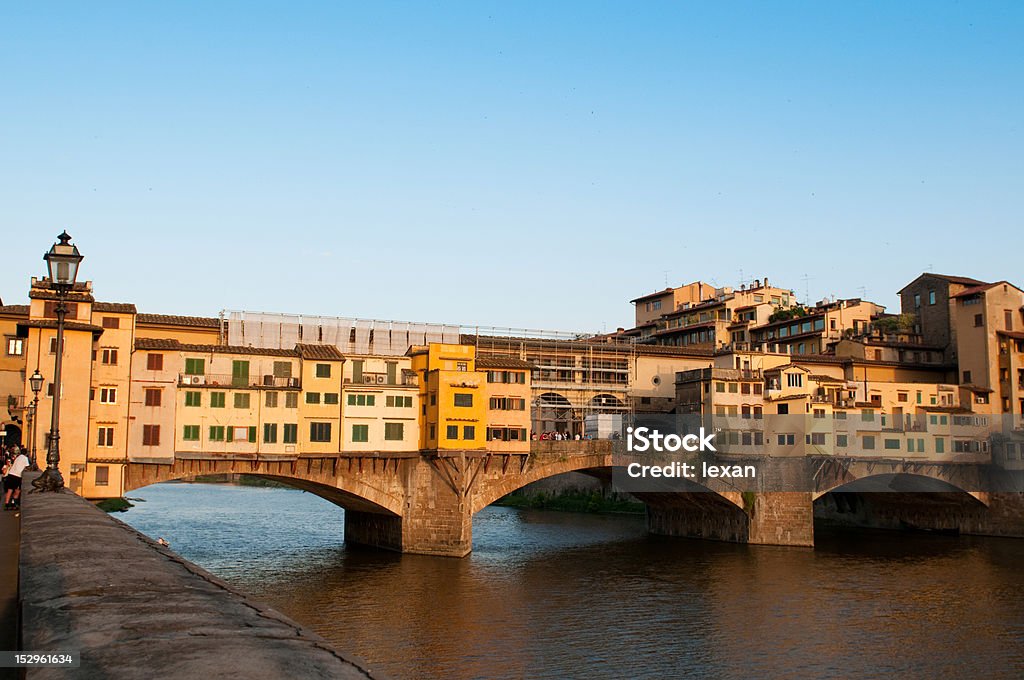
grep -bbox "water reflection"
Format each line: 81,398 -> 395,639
120,484 -> 1024,679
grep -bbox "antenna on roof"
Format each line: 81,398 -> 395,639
857,286 -> 868,299
801,273 -> 812,305
663,270 -> 670,287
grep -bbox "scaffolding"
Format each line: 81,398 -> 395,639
224,310 -> 639,436
464,329 -> 638,437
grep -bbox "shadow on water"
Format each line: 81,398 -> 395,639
119,483 -> 1024,680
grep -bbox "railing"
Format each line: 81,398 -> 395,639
178,373 -> 301,389
345,372 -> 418,387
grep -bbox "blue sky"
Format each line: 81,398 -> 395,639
2,2 -> 1021,332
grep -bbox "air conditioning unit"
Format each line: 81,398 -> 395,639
190,375 -> 206,385
287,377 -> 300,387
263,375 -> 275,386
376,375 -> 386,384
364,375 -> 374,384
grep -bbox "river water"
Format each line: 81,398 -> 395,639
118,483 -> 1024,679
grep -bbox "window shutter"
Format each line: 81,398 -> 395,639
248,426 -> 256,443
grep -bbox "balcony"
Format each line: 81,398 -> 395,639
178,373 -> 301,389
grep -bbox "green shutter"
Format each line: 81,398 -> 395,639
232,360 -> 250,387
248,426 -> 256,443
226,427 -> 233,442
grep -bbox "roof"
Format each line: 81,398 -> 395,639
28,288 -> 95,303
959,383 -> 994,394
0,304 -> 29,316
475,356 -> 536,370
951,282 -> 1002,298
18,319 -> 104,335
93,302 -> 138,314
134,338 -> 298,357
630,288 -> 675,304
898,273 -> 988,294
997,330 -> 1024,341
295,343 -> 345,361
137,313 -> 221,328
808,374 -> 846,383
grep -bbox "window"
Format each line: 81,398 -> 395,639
264,423 -> 278,443
315,363 -> 332,378
962,370 -> 972,384
786,373 -> 803,388
741,383 -> 751,395
935,437 -> 945,453
1006,310 -> 1013,330
231,360 -> 250,387
306,392 -> 321,404
863,436 -> 875,450
897,393 -> 907,402
837,434 -> 848,447
101,316 -> 120,329
226,426 -> 255,442
100,348 -> 118,365
974,314 -> 983,327
446,425 -> 459,440
310,422 -> 332,442
753,383 -> 762,395
234,393 -> 251,408
209,426 -> 226,441
430,393 -> 437,406
884,439 -> 901,450
351,424 -> 369,443
94,465 -> 109,487
487,427 -> 528,441
809,433 -> 826,445
285,392 -> 298,409
813,408 -> 825,419
861,409 -> 875,422
324,393 -> 339,404
49,337 -> 64,354
265,391 -> 278,408
351,360 -> 363,383
728,382 -> 738,393
386,395 -> 413,408
184,358 -> 205,375
928,290 -> 936,305
283,423 -> 298,443
273,361 -> 292,378
142,425 -> 160,446
43,301 -> 78,319
100,387 -> 117,404
454,393 -> 473,407
183,425 -> 200,441
456,362 -> 468,372
146,353 -> 163,370
776,434 -> 795,446
463,425 -> 475,440
716,382 -> 725,393
210,392 -> 226,408
384,423 -> 404,440
5,338 -> 23,356
914,293 -> 921,307
97,426 -> 114,447
144,388 -> 162,407
185,391 -> 201,407
777,403 -> 789,415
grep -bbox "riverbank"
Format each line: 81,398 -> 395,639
495,489 -> 644,514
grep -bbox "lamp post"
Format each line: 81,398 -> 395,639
29,369 -> 44,470
32,232 -> 83,492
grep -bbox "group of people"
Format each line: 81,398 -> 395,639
1,445 -> 31,511
534,431 -> 590,441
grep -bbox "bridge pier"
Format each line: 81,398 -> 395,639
646,492 -> 814,547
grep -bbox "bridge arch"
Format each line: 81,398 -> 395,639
124,460 -> 404,516
813,470 -> 988,505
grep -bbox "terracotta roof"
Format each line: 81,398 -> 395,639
959,383 -> 994,394
898,273 -> 988,293
630,288 -> 675,304
951,282 -> 1001,298
137,313 -> 221,328
28,288 -> 95,303
19,319 -> 104,334
295,343 -> 345,360
134,338 -> 297,357
997,330 -> 1024,341
920,405 -> 972,414
0,305 -> 29,316
93,302 -> 138,314
809,374 -> 846,383
475,356 -> 536,370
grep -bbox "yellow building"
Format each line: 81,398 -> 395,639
408,343 -> 485,450
340,355 -> 419,452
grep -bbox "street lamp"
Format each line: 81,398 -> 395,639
29,369 -> 44,470
33,232 -> 84,492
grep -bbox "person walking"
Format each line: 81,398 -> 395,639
3,449 -> 29,510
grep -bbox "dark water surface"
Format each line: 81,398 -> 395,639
119,483 -> 1024,679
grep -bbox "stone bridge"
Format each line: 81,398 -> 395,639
123,442 -> 1024,557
